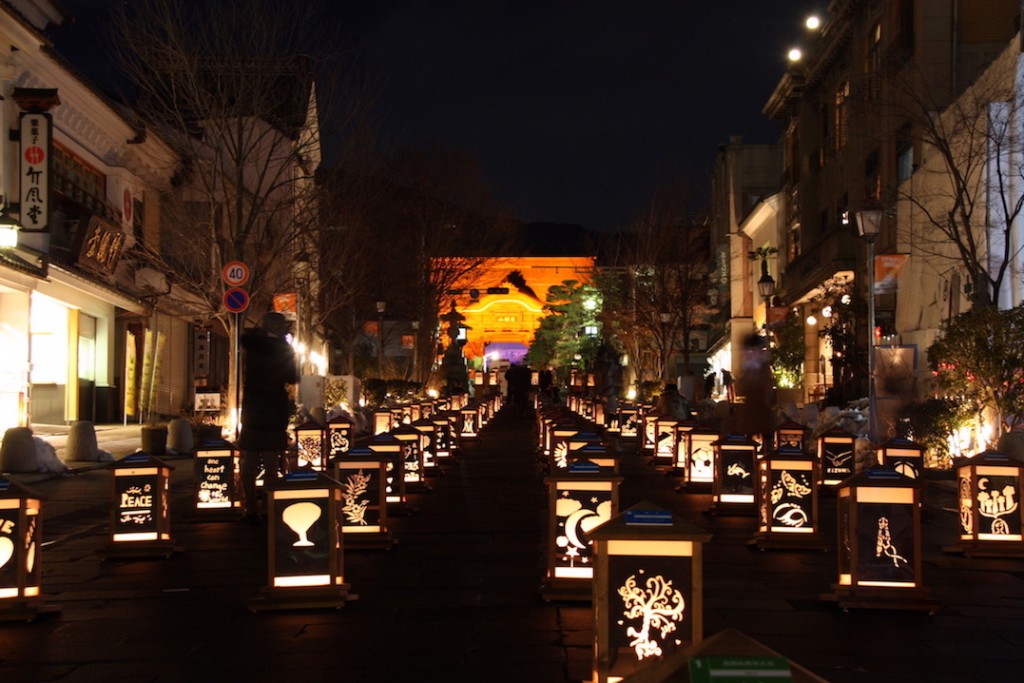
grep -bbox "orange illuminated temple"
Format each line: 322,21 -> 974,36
442,256 -> 595,363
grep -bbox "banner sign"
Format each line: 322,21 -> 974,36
874,253 -> 908,295
19,112 -> 51,232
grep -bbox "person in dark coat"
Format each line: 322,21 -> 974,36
239,311 -> 298,519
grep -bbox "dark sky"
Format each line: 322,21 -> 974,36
52,1 -> 823,232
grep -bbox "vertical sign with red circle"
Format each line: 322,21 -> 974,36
19,112 -> 52,232
221,261 -> 251,313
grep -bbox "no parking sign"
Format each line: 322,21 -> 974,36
223,287 -> 250,313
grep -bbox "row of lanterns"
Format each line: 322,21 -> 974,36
0,394 -> 499,619
540,394 -> 1024,680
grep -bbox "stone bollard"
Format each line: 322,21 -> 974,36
0,427 -> 38,472
66,420 -> 100,461
167,418 -> 193,454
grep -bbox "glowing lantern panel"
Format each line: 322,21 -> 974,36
0,479 -> 42,607
193,440 -> 241,513
951,451 -> 1024,556
293,421 -> 326,471
818,427 -> 856,486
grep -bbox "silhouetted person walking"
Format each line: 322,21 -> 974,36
239,311 -> 298,520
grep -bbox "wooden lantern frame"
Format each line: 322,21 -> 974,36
817,426 -> 857,487
251,470 -> 350,611
293,420 -> 327,471
589,502 -> 711,683
99,452 -> 179,559
878,436 -> 926,480
947,451 -> 1024,557
709,434 -> 759,515
753,446 -> 825,550
333,448 -> 393,550
191,439 -> 242,519
0,478 -> 57,621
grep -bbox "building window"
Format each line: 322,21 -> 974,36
833,81 -> 850,152
896,123 -> 914,182
53,144 -> 112,221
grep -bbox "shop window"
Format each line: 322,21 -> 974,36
53,144 -> 112,221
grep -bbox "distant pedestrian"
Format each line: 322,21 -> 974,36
735,333 -> 774,444
655,383 -> 690,421
505,362 -> 531,414
239,311 -> 298,521
722,369 -> 734,402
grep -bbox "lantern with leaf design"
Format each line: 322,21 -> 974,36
293,420 -> 327,472
589,502 -> 711,683
333,447 -> 393,549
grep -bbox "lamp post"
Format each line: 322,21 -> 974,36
375,300 -> 386,380
757,260 -> 776,348
856,209 -> 882,444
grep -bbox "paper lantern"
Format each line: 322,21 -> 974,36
373,409 -> 393,436
250,470 -> 350,611
824,466 -> 934,611
708,434 -> 759,514
333,447 -> 393,550
293,420 -> 327,471
368,433 -> 408,509
675,425 -> 718,490
431,411 -> 455,462
589,502 -> 712,683
653,415 -> 679,466
817,426 -> 857,487
0,478 -> 57,621
878,436 -> 926,480
550,424 -> 582,470
411,418 -> 439,474
618,404 -> 639,439
947,451 -> 1024,557
326,414 -> 354,460
753,446 -> 825,550
641,407 -> 659,455
191,439 -> 242,519
774,419 -> 808,451
458,403 -> 479,440
100,452 -> 178,559
542,460 -> 622,601
392,425 -> 429,493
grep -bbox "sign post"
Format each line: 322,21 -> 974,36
221,263 -> 250,441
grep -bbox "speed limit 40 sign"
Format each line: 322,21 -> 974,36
221,261 -> 250,287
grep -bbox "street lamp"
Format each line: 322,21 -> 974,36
856,208 -> 883,444
375,300 -> 386,380
757,260 -> 776,346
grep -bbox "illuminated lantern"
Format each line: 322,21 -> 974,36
293,420 -> 327,471
409,402 -> 422,422
774,419 -> 808,452
709,434 -> 759,514
817,426 -> 857,487
419,400 -> 433,420
411,418 -> 439,474
333,447 -> 393,550
100,452 -> 178,559
653,415 -> 679,466
550,424 -> 582,470
753,446 -> 825,550
948,451 -> 1024,557
476,399 -> 490,428
542,460 -> 622,601
589,502 -> 711,683
373,409 -> 393,436
825,467 -> 934,611
446,410 -> 461,456
0,478 -> 55,621
671,420 -> 695,474
593,401 -> 605,428
878,436 -> 926,480
568,431 -> 603,455
326,414 -> 354,460
568,443 -> 621,476
458,403 -> 479,440
641,407 -> 658,455
392,425 -> 429,493
191,440 -> 242,519
618,403 -> 639,439
431,412 -> 454,462
675,425 -> 718,489
368,433 -> 407,509
390,404 -> 408,428
250,470 -> 350,611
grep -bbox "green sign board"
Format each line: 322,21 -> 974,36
689,657 -> 792,683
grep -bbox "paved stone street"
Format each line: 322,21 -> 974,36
1,411 -> 1024,682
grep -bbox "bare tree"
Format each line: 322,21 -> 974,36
109,0 -> 354,416
603,179 -> 716,387
875,41 -> 1024,309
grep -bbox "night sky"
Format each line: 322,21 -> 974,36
52,1 -> 822,232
